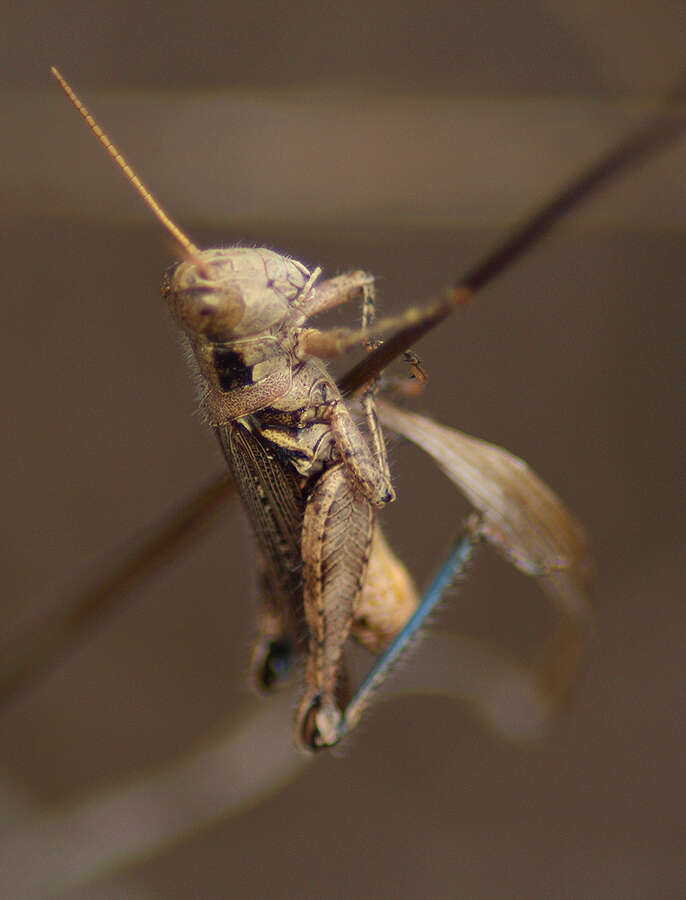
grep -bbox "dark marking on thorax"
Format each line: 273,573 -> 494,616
213,346 -> 254,391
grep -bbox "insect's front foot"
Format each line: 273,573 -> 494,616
298,694 -> 343,752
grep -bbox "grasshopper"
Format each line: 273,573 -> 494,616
50,68 -> 453,751
2,68 -> 682,751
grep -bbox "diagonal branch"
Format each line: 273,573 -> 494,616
339,97 -> 686,397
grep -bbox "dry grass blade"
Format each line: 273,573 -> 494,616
377,400 -> 592,620
0,628 -> 559,899
0,690 -> 306,900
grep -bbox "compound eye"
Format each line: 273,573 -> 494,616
177,285 -> 245,340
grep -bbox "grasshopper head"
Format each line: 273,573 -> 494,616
163,247 -> 314,342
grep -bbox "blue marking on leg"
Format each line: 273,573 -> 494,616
339,531 -> 474,739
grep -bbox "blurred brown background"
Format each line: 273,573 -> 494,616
1,1 -> 685,897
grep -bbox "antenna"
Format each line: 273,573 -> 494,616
51,66 -> 199,257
